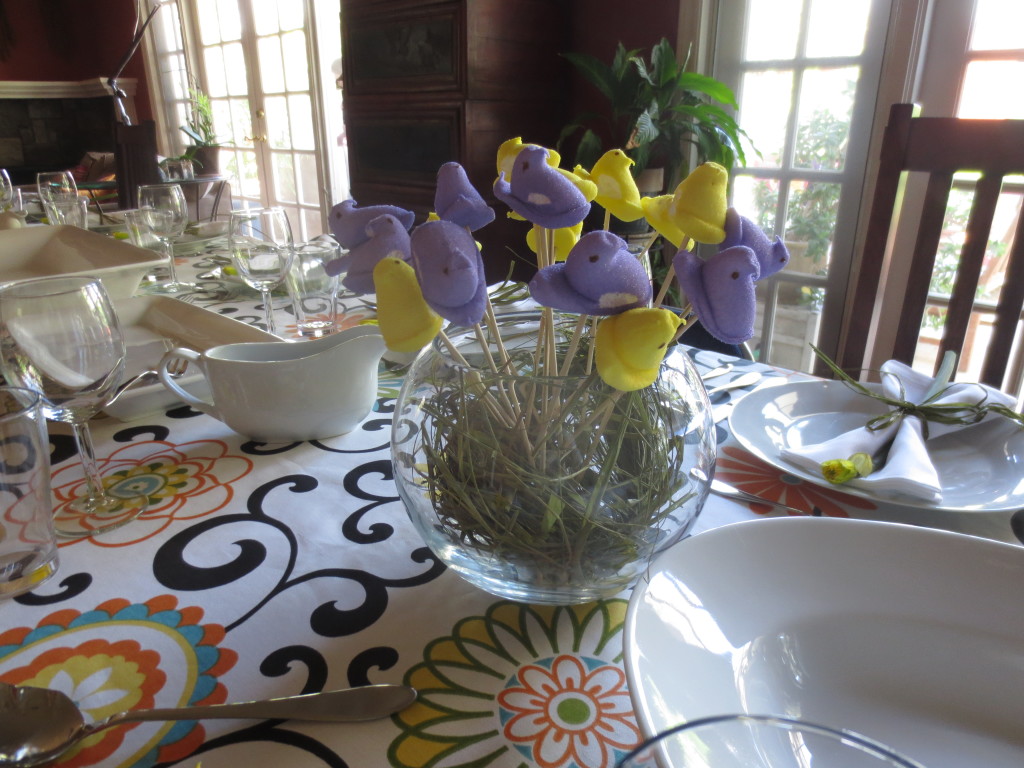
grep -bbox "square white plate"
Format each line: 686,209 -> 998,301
0,225 -> 165,298
105,296 -> 279,420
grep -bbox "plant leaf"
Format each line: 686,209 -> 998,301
562,52 -> 617,102
677,72 -> 738,106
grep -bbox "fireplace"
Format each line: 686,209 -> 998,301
0,78 -> 137,185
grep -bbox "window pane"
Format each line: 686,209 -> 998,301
785,179 -> 840,273
265,95 -> 290,149
959,61 -> 1024,118
794,68 -> 858,172
203,46 -> 227,97
212,0 -> 242,43
231,149 -> 261,198
806,0 -> 871,57
251,0 -> 280,36
274,152 -> 297,203
258,36 -> 286,93
744,0 -> 801,60
282,30 -> 310,91
289,95 -> 315,151
223,42 -> 248,96
739,70 -> 794,167
735,175 -> 778,233
228,98 -> 252,147
297,153 -> 319,206
279,2 -> 305,32
970,0 -> 1024,50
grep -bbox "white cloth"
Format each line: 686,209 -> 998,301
782,360 -> 1018,503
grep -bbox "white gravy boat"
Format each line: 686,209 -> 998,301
158,325 -> 386,442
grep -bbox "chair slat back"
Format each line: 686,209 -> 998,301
838,103 -> 1024,388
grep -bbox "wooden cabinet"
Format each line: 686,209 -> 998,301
341,0 -> 569,281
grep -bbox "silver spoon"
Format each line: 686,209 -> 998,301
710,478 -> 811,515
0,682 -> 417,767
700,362 -> 733,380
705,370 -> 762,396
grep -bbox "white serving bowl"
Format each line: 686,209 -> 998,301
0,225 -> 165,298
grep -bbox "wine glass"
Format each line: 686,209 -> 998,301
0,169 -> 13,211
138,183 -> 195,293
229,207 -> 295,335
36,170 -> 78,204
0,276 -> 148,537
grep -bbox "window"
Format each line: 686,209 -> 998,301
142,0 -> 347,236
711,0 -> 890,373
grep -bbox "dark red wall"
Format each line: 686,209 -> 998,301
0,0 -> 152,120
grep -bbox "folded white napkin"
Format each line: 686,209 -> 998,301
781,360 -> 1018,503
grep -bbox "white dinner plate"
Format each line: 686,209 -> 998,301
728,380 -> 1024,512
624,517 -> 1024,768
105,296 -> 279,420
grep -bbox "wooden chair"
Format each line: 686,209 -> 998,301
836,103 -> 1024,388
114,121 -> 162,210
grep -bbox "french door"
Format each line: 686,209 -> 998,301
188,0 -> 320,240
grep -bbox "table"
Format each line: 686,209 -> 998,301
2,243 -> 1020,768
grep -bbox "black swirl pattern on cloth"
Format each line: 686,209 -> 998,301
152,470 -> 444,636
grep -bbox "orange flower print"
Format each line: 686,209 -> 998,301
500,655 -> 640,768
716,445 -> 878,517
0,596 -> 236,768
50,439 -> 252,547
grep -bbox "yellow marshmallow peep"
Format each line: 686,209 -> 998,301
641,194 -> 691,249
668,162 -> 729,244
595,307 -> 683,391
577,149 -> 644,222
373,257 -> 443,353
526,221 -> 584,262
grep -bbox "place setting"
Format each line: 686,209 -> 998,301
2,136 -> 1024,768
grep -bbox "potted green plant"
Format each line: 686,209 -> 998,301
559,38 -> 749,193
180,85 -> 221,175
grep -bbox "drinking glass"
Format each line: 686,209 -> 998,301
285,240 -> 340,337
617,715 -> 926,768
0,276 -> 148,537
43,196 -> 88,228
0,169 -> 13,210
138,183 -> 194,293
229,207 -> 295,335
0,387 -> 59,598
36,170 -> 78,204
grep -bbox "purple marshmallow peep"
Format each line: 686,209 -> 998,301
337,214 -> 412,294
493,146 -> 590,229
329,199 -> 415,249
529,230 -> 652,315
719,207 -> 790,279
435,162 -> 495,231
674,246 -> 760,345
410,220 -> 487,327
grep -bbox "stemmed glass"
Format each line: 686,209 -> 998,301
0,276 -> 148,537
36,170 -> 78,204
228,207 -> 295,335
138,183 -> 195,293
0,169 -> 13,210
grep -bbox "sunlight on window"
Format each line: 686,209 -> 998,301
806,0 -> 871,57
970,0 -> 1024,50
744,0 -> 801,60
739,71 -> 793,168
959,61 -> 1024,118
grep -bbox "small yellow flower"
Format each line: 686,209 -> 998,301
821,459 -> 858,484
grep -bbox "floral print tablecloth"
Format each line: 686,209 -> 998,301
2,245 -> 1017,768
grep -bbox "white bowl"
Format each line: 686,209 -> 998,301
0,225 -> 164,298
